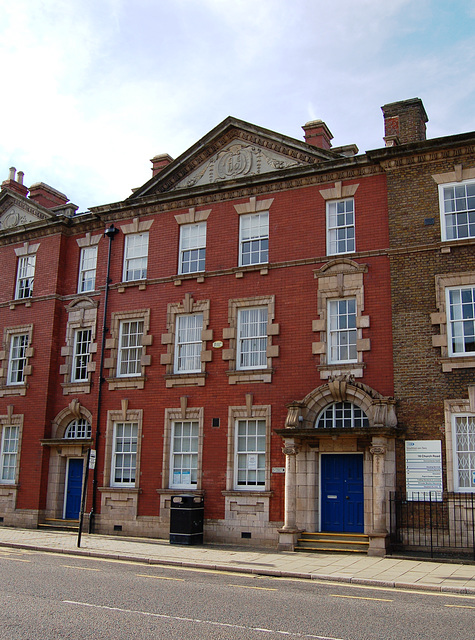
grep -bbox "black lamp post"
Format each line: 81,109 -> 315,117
77,223 -> 119,547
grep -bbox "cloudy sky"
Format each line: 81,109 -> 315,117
1,0 -> 474,212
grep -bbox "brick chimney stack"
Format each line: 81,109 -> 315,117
28,183 -> 69,209
1,167 -> 29,197
381,98 -> 428,146
302,120 -> 333,150
151,154 -> 174,176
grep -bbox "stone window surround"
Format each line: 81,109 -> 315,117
101,400 -> 143,490
312,259 -> 370,379
444,387 -> 475,493
99,400 -> 143,521
0,406 -> 23,487
12,242 -> 39,306
104,308 -> 152,390
161,398 -> 204,491
60,297 -> 99,395
432,271 -> 475,372
160,293 -> 212,388
224,395 -> 272,494
76,232 -> 102,293
432,165 -> 475,243
222,295 -> 279,385
119,217 -> 154,284
0,325 -> 34,397
319,181 -> 359,203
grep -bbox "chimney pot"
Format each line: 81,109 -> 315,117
1,167 -> 28,197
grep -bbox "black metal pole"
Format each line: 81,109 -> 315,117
89,224 -> 119,534
77,448 -> 91,547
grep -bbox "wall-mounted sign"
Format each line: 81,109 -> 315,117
212,341 -> 223,348
405,440 -> 443,501
88,449 -> 96,470
272,467 -> 285,474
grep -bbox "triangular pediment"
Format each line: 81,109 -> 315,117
129,117 -> 338,200
172,138 -> 306,190
0,198 -> 54,232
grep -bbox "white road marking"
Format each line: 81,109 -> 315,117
63,600 -> 344,639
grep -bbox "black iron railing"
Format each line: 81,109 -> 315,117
389,491 -> 475,560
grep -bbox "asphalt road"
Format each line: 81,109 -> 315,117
0,546 -> 473,640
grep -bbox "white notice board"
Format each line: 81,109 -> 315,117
405,440 -> 443,501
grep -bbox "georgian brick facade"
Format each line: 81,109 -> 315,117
0,99 -> 472,555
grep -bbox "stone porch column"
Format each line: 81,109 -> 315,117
369,436 -> 389,556
278,440 -> 300,550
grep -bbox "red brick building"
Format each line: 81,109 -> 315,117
0,99 -> 471,556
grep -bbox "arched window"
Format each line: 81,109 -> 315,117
316,402 -> 369,429
64,418 -> 92,439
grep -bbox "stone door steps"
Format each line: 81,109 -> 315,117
295,532 -> 369,553
38,518 -> 80,532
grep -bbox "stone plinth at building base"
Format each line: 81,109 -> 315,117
368,532 -> 388,556
277,528 -> 302,551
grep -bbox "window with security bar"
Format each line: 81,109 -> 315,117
453,415 -> 475,491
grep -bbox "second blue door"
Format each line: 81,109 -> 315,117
65,458 -> 83,519
321,454 -> 364,533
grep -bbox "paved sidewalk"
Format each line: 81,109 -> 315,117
0,526 -> 474,594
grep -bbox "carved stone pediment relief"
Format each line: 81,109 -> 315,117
0,203 -> 51,231
173,140 -> 304,190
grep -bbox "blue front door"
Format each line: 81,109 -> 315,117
321,454 -> 364,533
65,458 -> 83,519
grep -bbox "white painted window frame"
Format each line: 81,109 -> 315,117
78,246 -> 98,293
123,232 -> 149,282
327,298 -> 358,364
239,212 -> 269,267
326,197 -> 355,256
178,222 -> 206,274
